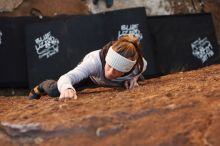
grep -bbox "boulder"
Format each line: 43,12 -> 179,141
0,0 -> 23,12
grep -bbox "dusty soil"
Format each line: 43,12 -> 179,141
0,64 -> 220,146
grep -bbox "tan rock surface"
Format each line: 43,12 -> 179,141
0,64 -> 220,146
0,0 -> 23,12
0,0 -> 89,16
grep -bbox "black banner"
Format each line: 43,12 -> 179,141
148,13 -> 219,74
0,15 -> 72,88
0,17 -> 39,87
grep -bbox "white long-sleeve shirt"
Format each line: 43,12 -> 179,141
57,50 -> 147,93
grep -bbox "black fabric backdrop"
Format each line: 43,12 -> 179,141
0,15 -> 74,88
0,17 -> 42,87
148,13 -> 219,75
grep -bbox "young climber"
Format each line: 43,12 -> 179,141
29,34 -> 147,100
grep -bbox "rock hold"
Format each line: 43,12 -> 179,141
96,124 -> 124,138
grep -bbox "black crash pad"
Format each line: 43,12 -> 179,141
148,13 -> 219,74
0,17 -> 41,87
0,15 -> 73,88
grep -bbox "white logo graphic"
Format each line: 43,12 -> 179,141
118,24 -> 143,40
0,31 -> 2,45
35,32 -> 59,59
191,37 -> 214,63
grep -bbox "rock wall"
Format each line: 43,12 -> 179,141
0,0 -> 23,12
88,0 -> 202,15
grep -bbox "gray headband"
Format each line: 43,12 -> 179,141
105,46 -> 136,72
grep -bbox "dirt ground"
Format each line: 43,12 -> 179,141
0,0 -> 220,146
0,64 -> 220,146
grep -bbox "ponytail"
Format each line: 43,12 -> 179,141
100,35 -> 144,74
